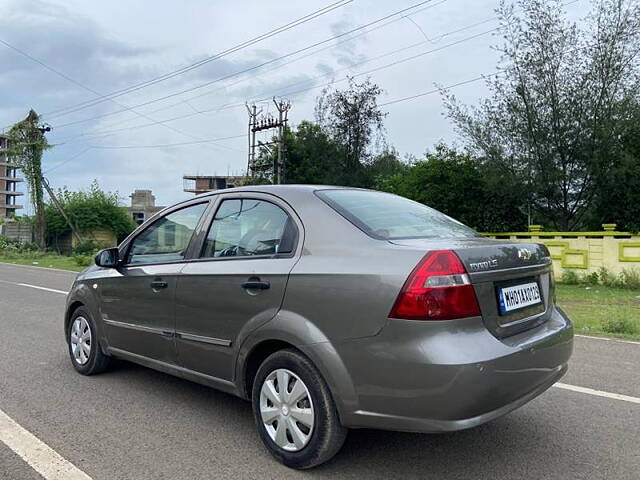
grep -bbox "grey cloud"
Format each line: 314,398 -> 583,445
0,0 -> 154,102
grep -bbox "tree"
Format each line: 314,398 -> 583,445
378,144 -> 527,231
282,121 -> 345,185
45,181 -> 136,246
367,148 -> 409,187
444,0 -> 640,230
588,101 -> 640,232
249,121 -> 344,185
7,110 -> 50,247
315,77 -> 387,186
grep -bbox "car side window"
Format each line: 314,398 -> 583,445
127,202 -> 208,265
201,199 -> 295,258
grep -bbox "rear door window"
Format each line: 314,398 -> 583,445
201,199 -> 296,258
316,189 -> 478,239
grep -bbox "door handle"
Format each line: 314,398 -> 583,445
150,280 -> 168,290
241,280 -> 270,290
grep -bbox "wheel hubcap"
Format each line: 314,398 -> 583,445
70,317 -> 91,365
259,368 -> 314,452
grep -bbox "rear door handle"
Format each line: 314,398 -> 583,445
241,280 -> 270,290
150,280 -> 168,289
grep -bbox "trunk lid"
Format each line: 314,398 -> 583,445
389,237 -> 554,338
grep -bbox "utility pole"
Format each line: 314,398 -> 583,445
36,124 -> 83,245
273,98 -> 291,184
245,103 -> 261,177
246,98 -> 291,184
41,176 -> 83,245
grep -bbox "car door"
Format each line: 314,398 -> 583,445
174,192 -> 302,381
99,200 -> 210,363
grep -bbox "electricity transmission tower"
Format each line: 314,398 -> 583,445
246,98 -> 291,184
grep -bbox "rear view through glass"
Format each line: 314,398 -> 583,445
316,189 -> 478,239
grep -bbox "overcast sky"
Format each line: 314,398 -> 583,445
0,0 -> 586,210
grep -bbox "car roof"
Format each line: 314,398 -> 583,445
181,184 -> 370,205
200,184 -> 354,196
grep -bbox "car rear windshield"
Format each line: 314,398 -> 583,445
316,189 -> 479,239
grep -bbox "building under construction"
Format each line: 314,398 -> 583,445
183,175 -> 245,195
0,134 -> 24,219
128,189 -> 165,225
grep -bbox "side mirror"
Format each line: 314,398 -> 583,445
94,247 -> 120,268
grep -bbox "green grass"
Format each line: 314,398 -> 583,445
556,283 -> 640,340
0,253 -> 86,272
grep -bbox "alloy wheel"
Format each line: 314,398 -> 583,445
259,368 -> 315,452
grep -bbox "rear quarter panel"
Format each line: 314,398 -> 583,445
282,246 -> 423,340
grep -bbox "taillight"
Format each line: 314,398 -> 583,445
389,249 -> 481,320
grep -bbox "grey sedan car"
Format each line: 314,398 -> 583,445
65,185 -> 573,469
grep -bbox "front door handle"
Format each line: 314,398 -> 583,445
241,280 -> 270,290
150,280 -> 168,290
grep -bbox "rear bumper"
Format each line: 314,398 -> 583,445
306,306 -> 573,433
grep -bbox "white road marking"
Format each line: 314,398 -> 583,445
16,283 -> 68,295
0,408 -> 92,480
575,334 -> 640,346
553,382 -> 640,404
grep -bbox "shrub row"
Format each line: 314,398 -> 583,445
560,267 -> 640,289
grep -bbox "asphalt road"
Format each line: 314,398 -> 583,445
0,262 -> 638,479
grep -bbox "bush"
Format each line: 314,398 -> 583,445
0,235 -> 41,255
597,267 -> 617,287
73,254 -> 93,267
0,234 -> 10,250
559,267 -> 640,289
561,270 -> 581,284
73,240 -> 98,256
45,181 -> 136,244
584,271 -> 600,286
602,316 -> 639,335
619,268 -> 640,289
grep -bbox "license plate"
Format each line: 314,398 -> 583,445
498,281 -> 542,314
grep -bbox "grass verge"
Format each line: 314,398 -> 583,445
0,254 -> 86,272
556,284 -> 640,340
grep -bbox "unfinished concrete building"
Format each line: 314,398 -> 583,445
127,189 -> 165,225
0,134 -> 24,219
183,175 -> 244,195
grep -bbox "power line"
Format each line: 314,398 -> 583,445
81,72 -> 497,152
88,134 -> 246,149
114,0 -> 577,133
55,0 -> 449,133
62,23 -> 497,143
376,0 -> 583,107
380,72 -> 501,107
134,0 -> 451,117
43,147 -> 94,174
0,39 -> 96,97
41,0 -> 353,120
49,0 -> 439,129
273,28 -> 498,101
83,2 -> 586,152
50,0 -> 584,155
0,3 -> 352,152
0,37 -> 244,151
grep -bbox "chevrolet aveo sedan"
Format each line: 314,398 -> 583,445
65,185 -> 573,469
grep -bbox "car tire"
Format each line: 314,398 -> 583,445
67,307 -> 110,375
251,348 -> 347,469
